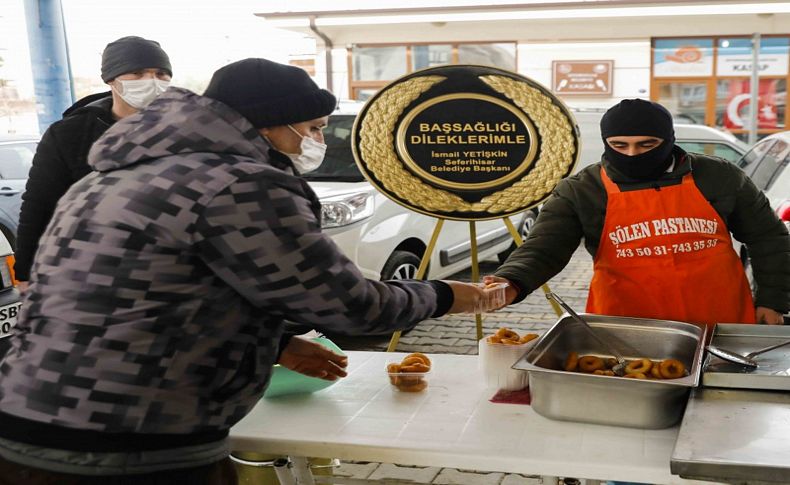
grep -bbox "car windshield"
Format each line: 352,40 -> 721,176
0,142 -> 36,180
302,114 -> 365,182
737,139 -> 775,176
675,141 -> 743,164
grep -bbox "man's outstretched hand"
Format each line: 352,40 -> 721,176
278,336 -> 348,381
482,275 -> 518,308
443,280 -> 486,313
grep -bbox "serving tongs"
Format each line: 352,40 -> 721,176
545,292 -> 627,376
707,338 -> 790,370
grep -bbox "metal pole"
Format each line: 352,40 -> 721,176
309,16 -> 334,93
23,0 -> 74,134
749,32 -> 760,145
290,456 -> 317,485
387,218 -> 444,352
469,221 -> 483,341
273,458 -> 298,485
502,217 -> 563,317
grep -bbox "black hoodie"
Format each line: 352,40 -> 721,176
14,92 -> 115,280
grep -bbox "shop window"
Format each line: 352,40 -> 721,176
715,78 -> 786,130
352,88 -> 380,102
657,82 -> 708,125
349,42 -> 517,100
412,45 -> 452,71
652,35 -> 790,138
716,37 -> 790,77
352,46 -> 407,81
458,43 -> 516,70
654,38 -> 714,78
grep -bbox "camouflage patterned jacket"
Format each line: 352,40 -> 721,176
0,88 -> 446,452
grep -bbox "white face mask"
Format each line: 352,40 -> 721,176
285,125 -> 327,174
115,78 -> 170,110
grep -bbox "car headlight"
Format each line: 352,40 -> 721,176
320,192 -> 375,228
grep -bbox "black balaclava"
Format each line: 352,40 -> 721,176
600,99 -> 675,180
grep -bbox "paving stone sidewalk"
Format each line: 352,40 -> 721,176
326,249 -> 595,485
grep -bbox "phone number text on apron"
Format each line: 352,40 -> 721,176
615,239 -> 719,258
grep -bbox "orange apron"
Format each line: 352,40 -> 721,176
587,167 -> 755,329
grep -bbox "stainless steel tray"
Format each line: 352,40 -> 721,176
513,314 -> 706,429
702,323 -> 790,391
672,388 -> 790,483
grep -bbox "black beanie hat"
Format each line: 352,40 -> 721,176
203,58 -> 337,128
101,36 -> 172,82
600,99 -> 675,143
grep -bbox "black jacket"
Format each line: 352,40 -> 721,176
496,148 -> 790,313
14,92 -> 115,280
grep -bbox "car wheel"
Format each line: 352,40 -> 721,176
381,250 -> 422,280
497,209 -> 538,264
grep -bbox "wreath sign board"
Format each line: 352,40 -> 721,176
351,65 -> 581,221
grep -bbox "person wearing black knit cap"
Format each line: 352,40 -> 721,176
13,36 -> 172,298
0,58 -> 483,483
488,98 -> 788,328
203,58 -> 337,175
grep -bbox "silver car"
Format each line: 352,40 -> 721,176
735,131 -> 790,311
0,135 -> 37,248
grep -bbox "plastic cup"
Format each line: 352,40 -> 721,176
478,333 -> 539,391
386,362 -> 431,392
472,282 -> 509,313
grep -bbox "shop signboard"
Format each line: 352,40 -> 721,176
351,65 -> 579,221
654,38 -> 714,77
551,60 -> 613,96
716,37 -> 790,76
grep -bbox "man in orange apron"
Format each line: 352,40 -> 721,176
491,99 -> 789,327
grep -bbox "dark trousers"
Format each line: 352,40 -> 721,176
0,455 -> 238,485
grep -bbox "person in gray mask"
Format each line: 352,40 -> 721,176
14,36 -> 172,294
485,98 -> 788,327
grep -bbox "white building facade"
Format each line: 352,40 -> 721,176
257,1 -> 790,140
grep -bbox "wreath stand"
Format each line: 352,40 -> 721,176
386,216 -> 563,352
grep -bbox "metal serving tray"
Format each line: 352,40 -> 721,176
513,314 -> 706,429
702,323 -> 790,391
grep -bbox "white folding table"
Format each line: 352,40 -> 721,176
230,351 -> 713,484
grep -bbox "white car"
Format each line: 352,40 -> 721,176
734,131 -> 790,304
571,108 -> 748,171
0,135 -> 37,247
309,103 -> 528,280
0,230 -> 21,356
737,131 -> 790,219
